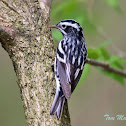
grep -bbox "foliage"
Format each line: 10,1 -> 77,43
88,44 -> 125,85
51,0 -> 126,85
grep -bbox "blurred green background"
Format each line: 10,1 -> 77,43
0,0 -> 126,126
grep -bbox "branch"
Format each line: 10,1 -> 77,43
86,58 -> 126,78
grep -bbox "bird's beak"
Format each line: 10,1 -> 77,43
48,25 -> 59,29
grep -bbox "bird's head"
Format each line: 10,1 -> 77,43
49,19 -> 84,37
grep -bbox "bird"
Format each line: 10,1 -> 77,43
49,19 -> 87,118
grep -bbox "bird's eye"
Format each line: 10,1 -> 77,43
61,25 -> 66,29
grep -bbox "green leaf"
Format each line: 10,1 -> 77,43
108,56 -> 123,69
99,47 -> 110,60
78,64 -> 91,86
119,58 -> 126,66
88,48 -> 101,59
97,41 -> 112,60
98,56 -> 125,85
109,56 -> 126,66
88,44 -> 111,61
100,70 -> 124,85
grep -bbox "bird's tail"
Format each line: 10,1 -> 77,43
50,89 -> 66,118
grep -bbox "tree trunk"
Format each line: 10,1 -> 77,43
0,0 -> 71,126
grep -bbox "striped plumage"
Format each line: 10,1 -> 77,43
49,19 -> 87,118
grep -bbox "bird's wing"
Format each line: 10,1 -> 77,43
57,57 -> 82,99
71,69 -> 83,92
56,58 -> 72,99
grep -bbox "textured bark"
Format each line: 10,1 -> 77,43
0,0 -> 71,126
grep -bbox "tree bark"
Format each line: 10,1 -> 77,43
0,0 -> 71,126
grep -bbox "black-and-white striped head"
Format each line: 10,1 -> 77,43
49,19 -> 84,37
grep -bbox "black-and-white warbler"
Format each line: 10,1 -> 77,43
49,19 -> 87,118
